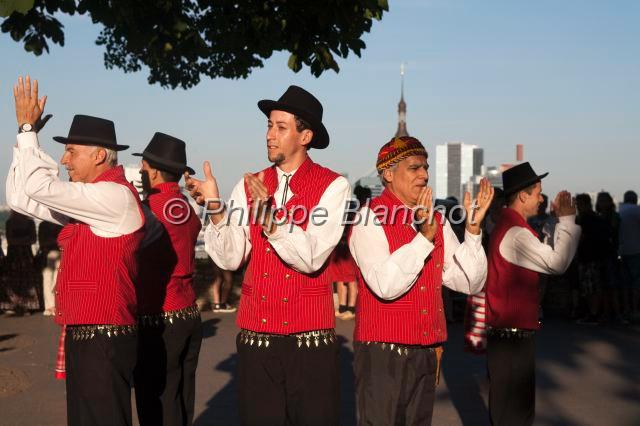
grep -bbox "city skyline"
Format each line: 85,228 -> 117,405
1,1 -> 638,203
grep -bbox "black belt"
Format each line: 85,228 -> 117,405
487,327 -> 536,339
239,329 -> 336,349
138,305 -> 200,327
67,324 -> 137,341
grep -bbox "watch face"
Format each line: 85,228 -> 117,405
21,123 -> 33,132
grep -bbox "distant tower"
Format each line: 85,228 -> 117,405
395,63 -> 409,137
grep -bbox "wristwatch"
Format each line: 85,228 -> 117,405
19,123 -> 34,133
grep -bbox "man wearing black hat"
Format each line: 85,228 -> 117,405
133,133 -> 203,426
485,162 -> 581,425
6,76 -> 144,426
185,85 -> 350,425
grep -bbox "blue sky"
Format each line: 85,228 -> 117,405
1,0 -> 638,202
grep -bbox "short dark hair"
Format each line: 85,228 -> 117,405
294,115 -> 311,133
148,160 -> 180,183
506,183 -> 536,206
575,193 -> 592,211
159,169 -> 180,183
624,190 -> 638,204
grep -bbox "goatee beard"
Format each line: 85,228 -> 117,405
270,153 -> 285,165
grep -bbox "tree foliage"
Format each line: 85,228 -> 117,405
1,0 -> 388,89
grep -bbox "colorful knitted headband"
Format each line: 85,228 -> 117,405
376,136 -> 428,173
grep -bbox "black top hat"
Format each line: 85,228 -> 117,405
133,132 -> 195,175
53,115 -> 128,151
257,85 -> 329,149
502,162 -> 549,196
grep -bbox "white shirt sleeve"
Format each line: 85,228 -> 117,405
499,215 -> 581,275
349,213 -> 486,300
6,132 -> 142,237
203,178 -> 252,271
441,221 -> 487,295
267,176 -> 351,274
349,207 -> 435,300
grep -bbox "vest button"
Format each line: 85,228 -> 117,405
262,272 -> 269,278
283,321 -> 289,326
420,286 -> 425,291
261,318 -> 267,324
422,331 -> 428,336
436,263 -> 441,269
58,311 -> 62,316
266,247 -> 271,253
282,297 -> 288,303
285,274 -> 291,280
261,295 -> 267,301
421,309 -> 427,314
54,291 -> 59,296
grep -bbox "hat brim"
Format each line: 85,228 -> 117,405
132,152 -> 195,176
257,100 -> 329,149
504,172 -> 549,196
53,136 -> 129,151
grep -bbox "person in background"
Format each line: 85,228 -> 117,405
575,193 -> 609,325
1,210 -> 39,315
37,220 -> 63,316
211,265 -> 236,313
595,191 -> 628,324
618,190 -> 640,321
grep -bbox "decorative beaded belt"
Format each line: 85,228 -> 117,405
361,341 -> 441,356
68,324 -> 137,341
486,327 -> 536,339
138,305 -> 200,327
239,329 -> 336,349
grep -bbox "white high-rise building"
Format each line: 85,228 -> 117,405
435,142 -> 483,201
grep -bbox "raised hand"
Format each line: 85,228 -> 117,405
464,177 -> 495,235
552,191 -> 576,217
244,172 -> 275,234
14,75 -> 47,128
184,161 -> 223,221
415,186 -> 438,242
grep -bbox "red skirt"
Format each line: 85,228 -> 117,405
326,244 -> 357,283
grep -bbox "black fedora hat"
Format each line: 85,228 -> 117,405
53,115 -> 128,151
133,132 -> 195,175
502,162 -> 549,196
257,85 -> 329,149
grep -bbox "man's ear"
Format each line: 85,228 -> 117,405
383,168 -> 393,184
299,129 -> 314,147
94,148 -> 107,165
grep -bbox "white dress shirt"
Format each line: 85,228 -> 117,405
204,165 -> 351,273
499,215 -> 581,274
6,132 -> 143,237
349,207 -> 487,300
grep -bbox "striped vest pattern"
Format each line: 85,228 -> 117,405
136,182 -> 202,314
237,157 -> 341,334
354,189 -> 448,346
55,166 -> 145,325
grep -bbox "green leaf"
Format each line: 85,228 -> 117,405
0,0 -> 35,17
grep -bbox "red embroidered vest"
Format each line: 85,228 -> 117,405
136,182 -> 202,315
237,157 -> 340,334
354,189 -> 448,345
55,166 -> 145,325
486,207 -> 541,330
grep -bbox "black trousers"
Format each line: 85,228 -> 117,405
354,342 -> 438,426
236,332 -> 340,426
134,316 -> 203,426
487,333 -> 536,426
65,327 -> 137,426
